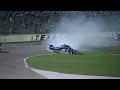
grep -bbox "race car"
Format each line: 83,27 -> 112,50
60,44 -> 71,52
60,44 -> 71,49
69,49 -> 80,55
49,44 -> 80,55
49,45 -> 62,53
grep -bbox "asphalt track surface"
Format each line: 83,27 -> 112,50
0,40 -> 120,79
0,42 -> 50,79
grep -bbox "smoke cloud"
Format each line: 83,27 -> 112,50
46,15 -> 114,51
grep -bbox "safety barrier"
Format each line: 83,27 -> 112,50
0,34 -> 53,43
0,32 -> 120,43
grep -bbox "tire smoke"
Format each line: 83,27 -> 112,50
46,15 -> 114,51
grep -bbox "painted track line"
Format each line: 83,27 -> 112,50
30,68 -> 120,79
24,53 -> 56,68
24,54 -> 120,79
24,53 -> 56,79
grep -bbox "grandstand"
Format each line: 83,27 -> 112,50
0,11 -> 120,35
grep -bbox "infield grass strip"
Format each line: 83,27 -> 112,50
27,50 -> 120,77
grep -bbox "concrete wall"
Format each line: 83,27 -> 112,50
0,34 -> 51,43
0,32 -> 120,43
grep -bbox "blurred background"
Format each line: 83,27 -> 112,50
0,11 -> 120,35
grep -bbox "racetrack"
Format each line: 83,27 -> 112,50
0,40 -> 120,79
0,42 -> 50,79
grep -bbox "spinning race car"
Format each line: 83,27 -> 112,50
49,44 -> 80,55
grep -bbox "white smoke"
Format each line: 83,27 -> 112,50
46,15 -> 112,51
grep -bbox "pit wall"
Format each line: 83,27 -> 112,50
0,32 -> 120,43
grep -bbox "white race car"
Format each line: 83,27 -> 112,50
49,44 -> 80,55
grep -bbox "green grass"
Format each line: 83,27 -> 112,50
26,50 -> 120,77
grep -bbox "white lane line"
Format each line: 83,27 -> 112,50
24,57 -> 29,68
30,68 -> 120,79
24,54 -> 120,79
24,53 -> 55,68
24,53 -> 56,79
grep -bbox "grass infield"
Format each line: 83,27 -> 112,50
26,50 -> 120,77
